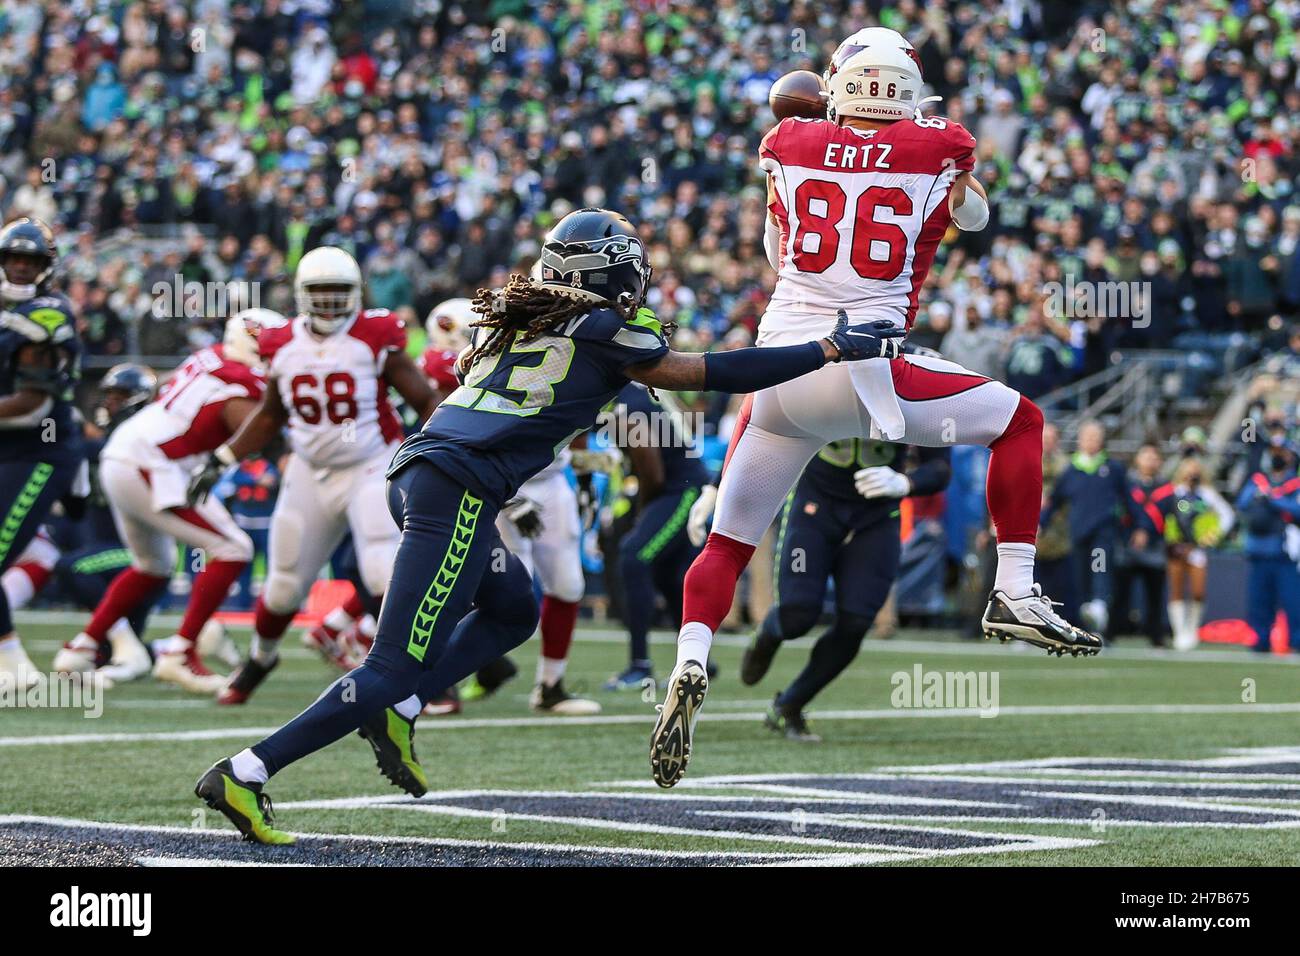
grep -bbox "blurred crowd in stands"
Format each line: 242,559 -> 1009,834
2,0 -> 1300,648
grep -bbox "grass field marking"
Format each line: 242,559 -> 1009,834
386,802 -> 951,862
7,702 -> 1300,748
277,786 -> 1017,812
0,814 -> 812,863
1016,789 -> 1300,820
874,751 -> 1300,774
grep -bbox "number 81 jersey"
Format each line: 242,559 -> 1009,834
258,309 -> 406,468
760,115 -> 975,330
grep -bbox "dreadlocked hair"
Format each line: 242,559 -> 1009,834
463,274 -> 674,368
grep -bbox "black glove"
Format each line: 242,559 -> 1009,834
824,310 -> 906,362
187,454 -> 226,505
503,496 -> 544,538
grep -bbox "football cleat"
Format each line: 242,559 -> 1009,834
357,707 -> 428,797
198,619 -> 242,669
421,688 -> 462,717
739,632 -> 782,686
0,639 -> 44,690
529,680 -> 602,716
216,656 -> 279,705
52,633 -> 100,674
981,586 -> 1103,657
97,623 -> 152,683
194,759 -> 295,845
764,696 -> 822,743
459,655 -> 517,702
153,640 -> 227,693
649,660 -> 708,789
301,621 -> 360,671
603,661 -> 654,691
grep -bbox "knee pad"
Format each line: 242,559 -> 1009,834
777,603 -> 820,640
356,535 -> 398,599
262,571 -> 304,615
545,555 -> 585,604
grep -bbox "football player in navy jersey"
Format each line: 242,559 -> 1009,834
740,433 -> 950,740
603,382 -> 709,691
195,208 -> 906,843
0,218 -> 84,689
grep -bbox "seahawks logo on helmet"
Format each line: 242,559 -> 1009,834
532,208 -> 652,307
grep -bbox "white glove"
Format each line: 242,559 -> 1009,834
853,465 -> 911,500
687,484 -> 718,547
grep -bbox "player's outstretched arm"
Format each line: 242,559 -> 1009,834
625,316 -> 904,393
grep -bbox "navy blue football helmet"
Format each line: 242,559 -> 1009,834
532,208 -> 652,309
0,217 -> 58,302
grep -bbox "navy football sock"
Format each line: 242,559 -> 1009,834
777,613 -> 872,711
252,656 -> 419,777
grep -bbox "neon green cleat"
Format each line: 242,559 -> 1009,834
357,707 -> 428,797
194,760 -> 295,845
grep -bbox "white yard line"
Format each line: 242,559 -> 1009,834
5,701 -> 1300,748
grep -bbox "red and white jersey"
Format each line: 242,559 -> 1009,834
760,116 -> 975,330
104,346 -> 265,471
419,346 -> 460,392
260,308 -> 406,469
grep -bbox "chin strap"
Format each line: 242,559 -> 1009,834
913,95 -> 943,120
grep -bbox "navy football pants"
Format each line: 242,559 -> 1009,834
760,488 -> 900,710
619,486 -> 701,664
253,460 -> 537,776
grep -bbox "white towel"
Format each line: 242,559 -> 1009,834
148,462 -> 190,512
848,356 -> 905,440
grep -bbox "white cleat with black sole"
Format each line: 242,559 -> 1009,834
982,585 -> 1103,657
649,659 -> 708,789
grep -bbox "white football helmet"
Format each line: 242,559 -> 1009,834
825,27 -> 924,123
425,297 -> 476,351
224,307 -> 284,368
294,246 -> 363,335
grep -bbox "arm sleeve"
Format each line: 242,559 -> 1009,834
702,342 -> 825,393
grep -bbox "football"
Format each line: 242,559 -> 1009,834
769,69 -> 827,120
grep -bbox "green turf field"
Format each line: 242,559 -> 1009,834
3,616 -> 1299,866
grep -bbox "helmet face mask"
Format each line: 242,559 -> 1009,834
293,246 -> 363,335
0,218 -> 57,303
532,208 -> 651,311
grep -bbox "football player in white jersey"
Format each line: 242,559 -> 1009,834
649,29 -> 1102,788
55,310 -> 274,692
188,246 -> 437,704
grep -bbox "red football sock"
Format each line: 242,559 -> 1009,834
539,596 -> 579,662
84,568 -> 169,643
177,559 -> 246,641
254,595 -> 297,642
681,532 -> 755,632
13,560 -> 53,595
342,589 -> 366,620
986,395 -> 1043,545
